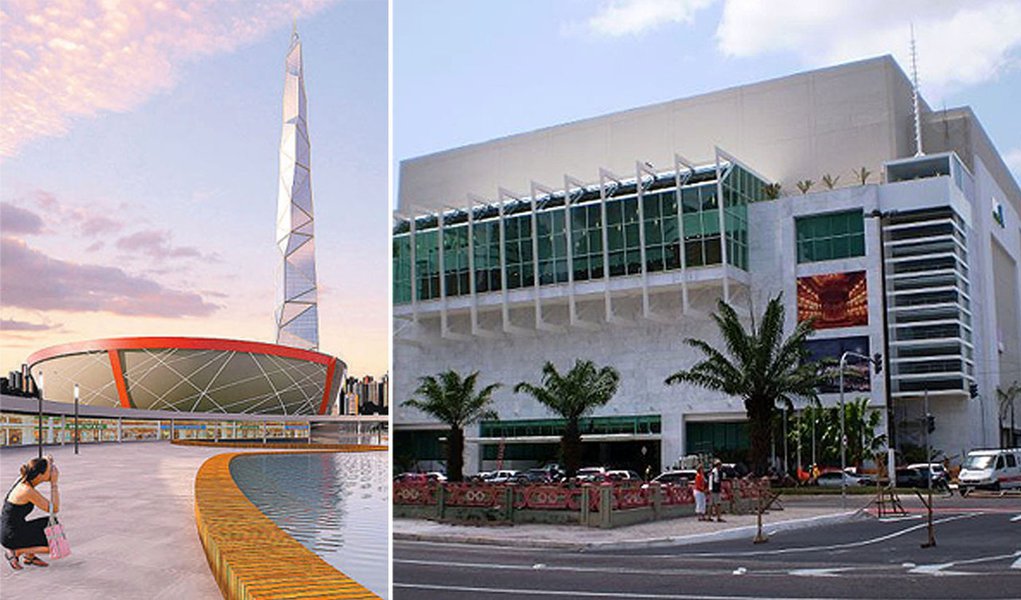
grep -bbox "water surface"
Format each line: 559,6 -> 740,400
230,452 -> 388,598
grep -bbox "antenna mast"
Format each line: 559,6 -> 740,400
910,24 -> 923,156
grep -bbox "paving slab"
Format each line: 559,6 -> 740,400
393,496 -> 869,551
0,442 -> 293,598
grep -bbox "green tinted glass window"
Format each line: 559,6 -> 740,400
795,210 -> 866,264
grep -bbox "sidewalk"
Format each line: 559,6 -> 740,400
394,496 -> 869,551
0,442 -> 279,599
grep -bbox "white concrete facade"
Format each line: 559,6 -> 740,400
394,56 -> 1021,474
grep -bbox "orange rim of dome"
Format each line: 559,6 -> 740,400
27,337 -> 341,415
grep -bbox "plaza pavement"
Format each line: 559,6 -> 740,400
0,442 -> 285,599
394,495 -> 869,551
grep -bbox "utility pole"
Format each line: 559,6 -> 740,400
921,387 -> 936,548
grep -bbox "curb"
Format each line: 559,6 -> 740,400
394,510 -> 867,552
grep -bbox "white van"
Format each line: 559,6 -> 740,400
957,448 -> 1021,494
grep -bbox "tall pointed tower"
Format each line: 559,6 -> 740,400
275,28 -> 319,350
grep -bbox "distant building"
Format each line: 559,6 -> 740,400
343,375 -> 390,416
393,56 -> 1021,474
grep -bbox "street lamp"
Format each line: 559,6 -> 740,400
839,351 -> 883,508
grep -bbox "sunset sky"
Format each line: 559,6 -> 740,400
1,0 -> 388,377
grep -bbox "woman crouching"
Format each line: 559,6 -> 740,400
2,456 -> 60,569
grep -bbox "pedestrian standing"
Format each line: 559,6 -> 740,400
709,459 -> 725,522
693,465 -> 708,521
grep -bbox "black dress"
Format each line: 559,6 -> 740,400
1,482 -> 48,550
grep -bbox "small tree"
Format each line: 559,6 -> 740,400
821,174 -> 840,190
854,167 -> 872,185
402,370 -> 500,482
515,360 -> 621,477
764,183 -> 782,200
811,398 -> 885,468
796,180 -> 815,194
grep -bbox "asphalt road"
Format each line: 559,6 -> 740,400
393,495 -> 1021,599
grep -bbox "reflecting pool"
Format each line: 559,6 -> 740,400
230,452 -> 388,598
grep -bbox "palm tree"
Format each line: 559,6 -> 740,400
402,370 -> 500,482
796,179 -> 815,194
514,360 -> 621,477
665,295 -> 825,475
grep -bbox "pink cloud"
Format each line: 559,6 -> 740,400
0,202 -> 44,235
79,214 -> 123,236
1,0 -> 338,157
1,318 -> 58,332
0,236 -> 218,317
115,229 -> 206,260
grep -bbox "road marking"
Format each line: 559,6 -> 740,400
878,515 -> 922,522
393,583 -> 1021,600
908,550 -> 1021,575
395,558 -> 738,577
788,567 -> 855,577
673,513 -> 982,558
907,563 -> 967,575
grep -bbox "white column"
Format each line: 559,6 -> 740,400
714,147 -> 730,304
674,154 -> 694,314
116,417 -> 122,443
636,161 -> 652,318
409,213 -> 419,322
598,168 -> 616,322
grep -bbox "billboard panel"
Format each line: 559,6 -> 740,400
797,271 -> 868,329
804,336 -> 871,393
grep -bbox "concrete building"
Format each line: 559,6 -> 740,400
393,56 -> 1021,475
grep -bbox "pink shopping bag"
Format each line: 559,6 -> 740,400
45,514 -> 71,559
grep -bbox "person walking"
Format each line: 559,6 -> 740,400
709,459 -> 725,522
2,456 -> 60,569
693,465 -> 708,521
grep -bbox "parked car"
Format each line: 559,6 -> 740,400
606,470 -> 642,482
487,469 -> 519,484
815,471 -> 874,488
906,463 -> 950,492
511,469 -> 552,484
575,467 -> 608,482
394,472 -> 430,483
425,471 -> 447,483
958,448 -> 1021,494
895,467 -> 930,489
649,470 -> 697,486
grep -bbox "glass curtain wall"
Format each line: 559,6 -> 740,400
393,164 -> 768,304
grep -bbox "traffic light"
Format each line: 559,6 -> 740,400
925,414 -> 935,434
969,383 -> 979,398
872,353 -> 883,374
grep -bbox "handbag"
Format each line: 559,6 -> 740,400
44,512 -> 71,559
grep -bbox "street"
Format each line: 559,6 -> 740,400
394,495 -> 1021,599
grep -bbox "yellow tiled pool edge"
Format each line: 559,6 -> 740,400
193,449 -> 385,599
175,440 -> 387,451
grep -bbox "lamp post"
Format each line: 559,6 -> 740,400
839,351 -> 883,509
36,369 -> 43,459
74,384 -> 79,455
